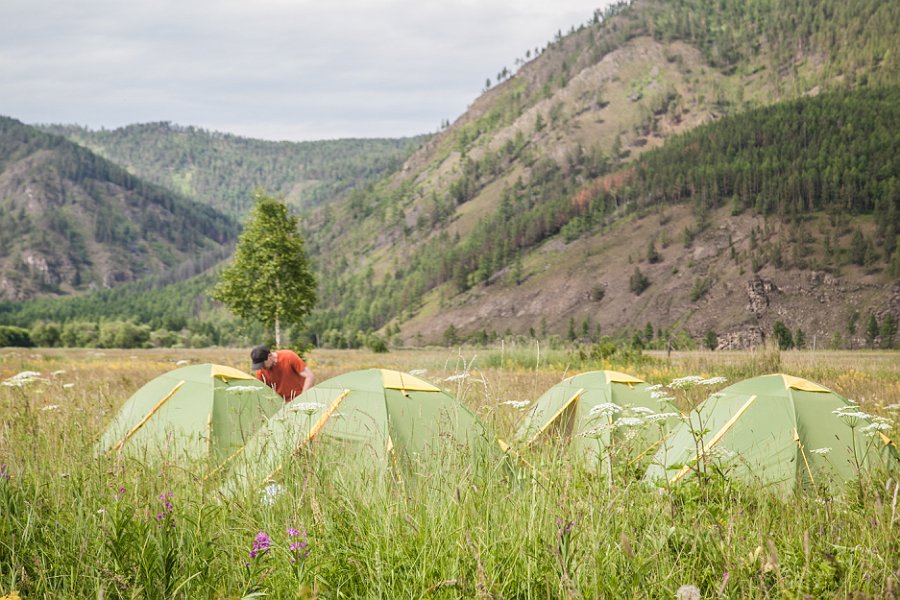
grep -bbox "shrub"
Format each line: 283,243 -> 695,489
0,325 -> 34,347
629,267 -> 650,295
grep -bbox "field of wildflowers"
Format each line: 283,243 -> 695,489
0,345 -> 898,598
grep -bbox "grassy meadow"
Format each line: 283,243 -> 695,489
0,345 -> 898,598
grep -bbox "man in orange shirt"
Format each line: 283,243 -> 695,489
250,345 -> 315,402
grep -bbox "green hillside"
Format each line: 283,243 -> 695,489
39,122 -> 426,218
0,117 -> 238,301
301,0 -> 900,348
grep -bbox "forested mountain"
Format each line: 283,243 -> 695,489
39,122 -> 426,218
301,0 -> 900,349
3,0 -> 898,350
0,117 -> 238,301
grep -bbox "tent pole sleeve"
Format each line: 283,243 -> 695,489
670,394 -> 757,484
498,438 -> 550,484
301,389 -> 351,449
261,389 -> 352,482
793,428 -> 816,487
112,381 -> 185,452
528,388 -> 584,446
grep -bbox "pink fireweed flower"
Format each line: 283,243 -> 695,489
288,527 -> 310,563
154,491 -> 175,528
250,531 -> 271,559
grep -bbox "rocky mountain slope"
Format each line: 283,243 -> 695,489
302,0 -> 900,348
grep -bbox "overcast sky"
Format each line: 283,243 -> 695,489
1,0 -> 609,142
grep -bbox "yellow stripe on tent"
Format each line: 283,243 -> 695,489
781,374 -> 831,393
605,370 -> 645,385
670,394 -> 757,484
210,365 -> 255,381
528,388 -> 584,445
113,380 -> 185,452
380,369 -> 440,392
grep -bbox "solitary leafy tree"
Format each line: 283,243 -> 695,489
211,192 -> 316,347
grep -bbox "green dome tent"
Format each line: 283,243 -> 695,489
217,368 -> 496,488
515,370 -> 679,466
97,364 -> 284,465
644,374 -> 898,494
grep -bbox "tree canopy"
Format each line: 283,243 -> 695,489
211,192 -> 316,346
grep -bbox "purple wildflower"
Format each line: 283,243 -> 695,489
288,527 -> 310,563
0,464 -> 10,481
154,490 -> 176,528
250,531 -> 271,560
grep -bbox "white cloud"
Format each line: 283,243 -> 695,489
0,0 -> 608,140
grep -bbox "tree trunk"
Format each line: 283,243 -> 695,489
275,315 -> 281,347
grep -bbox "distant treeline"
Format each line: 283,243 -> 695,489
40,122 -> 428,218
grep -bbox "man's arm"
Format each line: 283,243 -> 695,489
300,367 -> 314,393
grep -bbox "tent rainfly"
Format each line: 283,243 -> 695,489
97,364 -> 284,465
515,370 -> 679,465
644,373 -> 898,494
217,368 -> 495,487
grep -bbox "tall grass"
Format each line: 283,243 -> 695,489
1,346 -> 898,598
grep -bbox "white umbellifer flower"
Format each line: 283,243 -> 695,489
706,446 -> 735,461
645,384 -> 664,391
290,402 -> 327,415
832,406 -> 871,425
41,404 -> 60,411
645,412 -> 680,423
227,385 -> 263,393
1,371 -> 46,387
175,360 -> 189,366
445,373 -> 467,382
62,383 -> 75,389
651,390 -> 676,403
501,400 -> 531,409
614,417 -> 645,429
409,369 -> 427,376
810,447 -> 832,456
676,584 -> 701,600
630,406 -> 656,416
582,425 -> 612,438
837,411 -> 871,420
700,376 -> 727,385
589,403 -> 622,418
860,422 -> 893,436
885,403 -> 900,411
51,370 -> 66,376
669,375 -> 705,389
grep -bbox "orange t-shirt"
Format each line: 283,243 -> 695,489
254,350 -> 308,402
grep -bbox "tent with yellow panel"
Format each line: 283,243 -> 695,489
644,374 -> 898,495
515,370 -> 678,466
217,368 -> 495,488
97,364 -> 284,465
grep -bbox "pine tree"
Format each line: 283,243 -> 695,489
773,320 -> 794,350
865,314 -> 879,348
880,314 -> 897,349
211,192 -> 316,346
